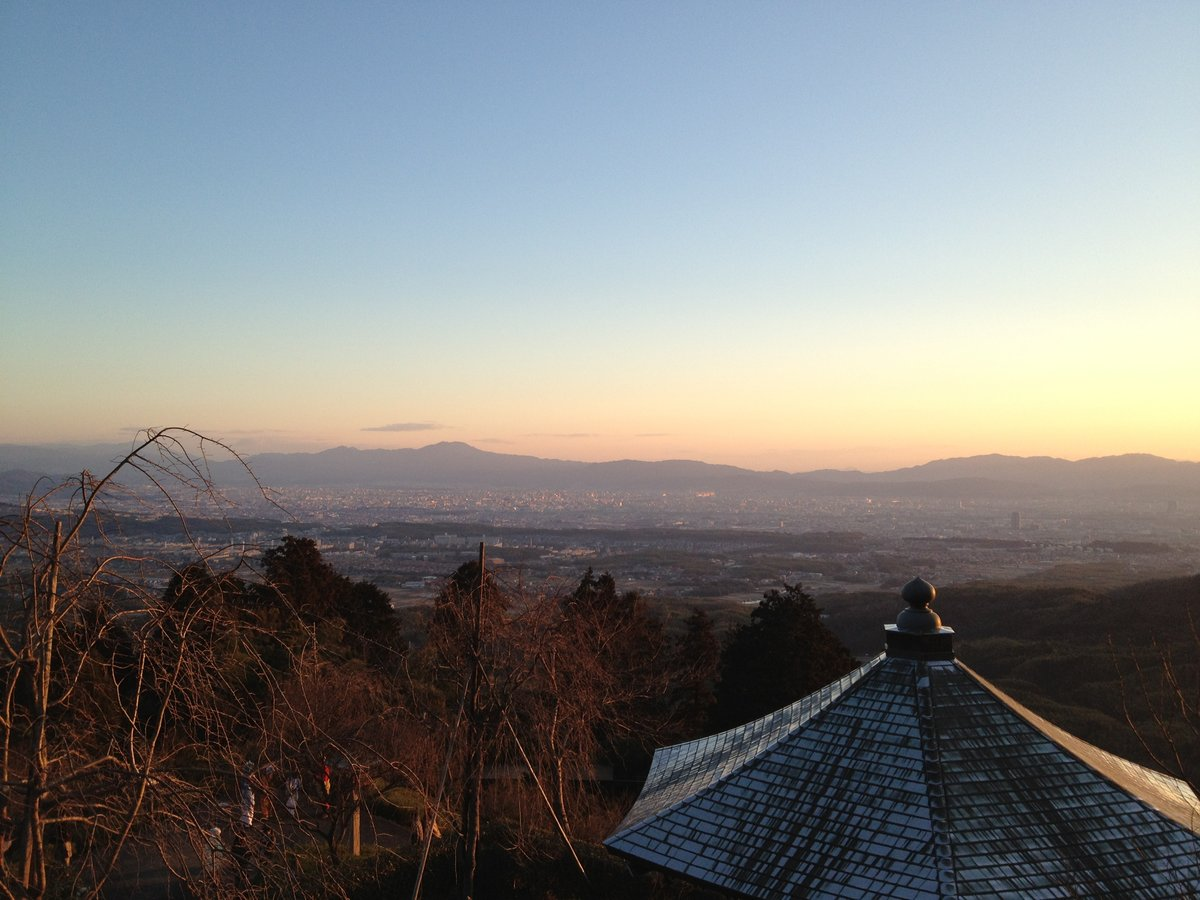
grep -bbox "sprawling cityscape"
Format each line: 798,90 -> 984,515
36,477 -> 1195,612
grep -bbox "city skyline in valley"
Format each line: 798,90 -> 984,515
3,4 -> 1197,472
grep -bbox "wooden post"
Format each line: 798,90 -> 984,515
458,542 -> 486,900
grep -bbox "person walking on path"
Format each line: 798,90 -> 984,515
285,772 -> 301,819
239,762 -> 256,828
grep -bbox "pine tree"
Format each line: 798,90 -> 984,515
711,584 -> 856,731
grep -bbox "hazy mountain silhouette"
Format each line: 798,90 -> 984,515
2,441 -> 1198,499
0,443 -> 135,477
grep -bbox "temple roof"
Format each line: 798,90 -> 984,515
605,582 -> 1200,898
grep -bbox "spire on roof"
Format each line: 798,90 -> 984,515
886,576 -> 954,661
898,576 -> 939,631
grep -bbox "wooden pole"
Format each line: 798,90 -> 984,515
351,802 -> 360,857
412,690 -> 467,900
458,542 -> 486,900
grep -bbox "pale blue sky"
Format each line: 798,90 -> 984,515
3,2 -> 1197,471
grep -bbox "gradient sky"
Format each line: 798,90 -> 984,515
3,2 -> 1197,472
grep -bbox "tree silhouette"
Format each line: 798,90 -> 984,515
667,608 -> 721,740
712,584 -> 856,731
258,535 -> 405,667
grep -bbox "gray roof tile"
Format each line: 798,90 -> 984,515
606,654 -> 1200,898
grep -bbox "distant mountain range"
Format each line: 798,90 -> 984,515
2,441 -> 1199,500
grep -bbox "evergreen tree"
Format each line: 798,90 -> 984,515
260,535 -> 343,620
711,584 -> 856,731
668,608 -> 721,740
258,535 -> 405,666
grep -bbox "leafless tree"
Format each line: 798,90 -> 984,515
415,560 -> 680,898
0,428 -> 385,899
517,579 -> 674,839
1115,607 -> 1200,797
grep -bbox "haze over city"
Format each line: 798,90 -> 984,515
3,3 -> 1197,472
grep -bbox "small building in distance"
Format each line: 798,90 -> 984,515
605,578 -> 1199,898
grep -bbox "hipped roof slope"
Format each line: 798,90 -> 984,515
606,652 -> 1200,898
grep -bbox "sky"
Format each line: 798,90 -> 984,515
2,2 -> 1197,473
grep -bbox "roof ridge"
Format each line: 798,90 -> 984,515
958,661 -> 1200,834
916,664 -> 959,898
608,655 -> 884,838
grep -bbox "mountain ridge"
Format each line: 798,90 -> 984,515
2,441 -> 1198,499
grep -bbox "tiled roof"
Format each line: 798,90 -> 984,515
605,653 -> 1200,898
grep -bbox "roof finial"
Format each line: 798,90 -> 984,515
896,577 -> 941,634
885,577 -> 953,659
